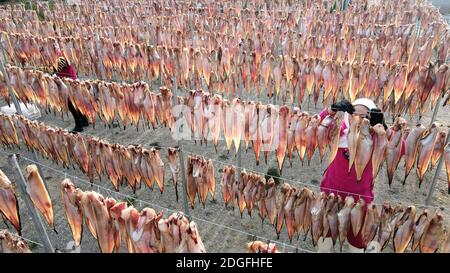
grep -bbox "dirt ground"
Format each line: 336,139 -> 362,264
0,1 -> 449,254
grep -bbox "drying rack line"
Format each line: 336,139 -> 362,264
180,147 -> 449,211
0,133 -> 446,212
0,150 -> 313,253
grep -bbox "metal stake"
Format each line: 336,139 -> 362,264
425,128 -> 450,206
172,76 -> 190,217
8,154 -> 54,253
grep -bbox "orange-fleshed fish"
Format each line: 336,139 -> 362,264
149,148 -> 164,193
404,124 -> 426,184
265,178 -> 277,226
61,179 -> 83,246
261,105 -> 276,164
109,201 -> 133,253
276,106 -> 290,174
276,183 -> 292,238
294,112 -> 309,163
337,196 -> 355,251
417,123 -> 440,187
430,64 -> 449,108
444,144 -> 450,194
350,198 -> 366,237
431,131 -> 447,168
237,170 -> 247,216
361,204 -> 380,248
412,209 -> 429,252
377,202 -> 394,251
287,109 -> 299,166
317,115 -> 334,163
283,187 -> 298,242
25,165 -> 55,231
205,159 -> 215,202
420,210 -> 444,253
0,169 -> 21,234
167,148 -> 180,201
372,124 -> 388,180
354,118 -> 373,181
393,206 -> 416,253
327,112 -> 344,165
232,98 -> 244,153
206,95 -> 222,150
294,188 -> 314,238
181,221 -> 206,253
305,115 -> 320,165
310,192 -> 326,247
255,178 -> 267,223
253,103 -> 264,165
81,191 -> 115,253
186,156 -> 197,209
220,166 -> 236,209
393,65 -> 407,104
324,193 -> 339,246
386,117 -> 407,186
347,115 -> 361,172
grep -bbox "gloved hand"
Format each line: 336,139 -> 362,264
331,99 -> 355,114
369,108 -> 387,129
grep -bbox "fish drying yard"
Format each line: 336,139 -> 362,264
0,0 -> 449,254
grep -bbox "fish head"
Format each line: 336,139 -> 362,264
280,183 -> 292,194
104,198 -> 117,211
372,123 -> 387,135
109,202 -> 128,220
24,164 -> 38,177
279,106 -> 290,117
344,196 -> 355,207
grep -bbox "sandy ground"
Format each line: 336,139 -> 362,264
0,0 -> 449,254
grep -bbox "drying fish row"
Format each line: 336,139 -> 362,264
179,90 -> 345,173
5,0 -> 435,27
0,113 -> 168,194
0,230 -> 31,253
2,74 -> 448,189
185,155 -> 215,209
2,31 -> 448,115
3,7 -> 446,79
1,66 -> 174,130
2,0 -> 445,56
1,165 -> 206,253
219,169 -> 450,253
61,179 -> 206,253
179,90 -> 449,188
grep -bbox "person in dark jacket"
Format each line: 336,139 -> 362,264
54,57 -> 89,133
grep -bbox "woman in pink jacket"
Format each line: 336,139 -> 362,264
316,98 -> 401,253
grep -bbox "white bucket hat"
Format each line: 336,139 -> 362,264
352,98 -> 377,110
